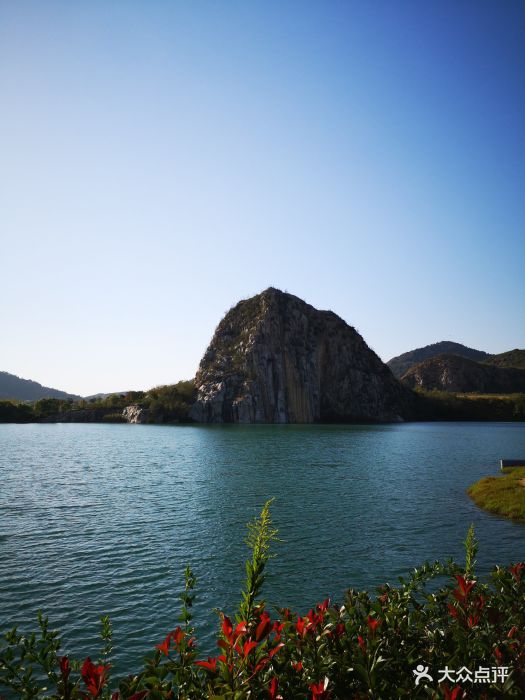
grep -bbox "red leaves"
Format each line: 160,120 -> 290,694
296,616 -> 307,637
447,603 -> 459,619
155,635 -> 171,656
59,656 -> 70,681
453,575 -> 476,601
171,627 -> 184,647
256,612 -> 271,641
155,627 -> 185,656
195,657 -> 218,672
442,685 -> 466,700
296,607 -> 326,638
271,620 -> 284,641
509,562 -> 525,582
242,640 -> 258,658
81,658 -> 109,699
466,594 -> 485,627
310,677 -> 330,699
234,621 -> 248,637
268,676 -> 282,699
316,598 -> 330,613
467,613 -> 480,628
269,642 -> 284,658
367,615 -> 380,635
307,608 -> 324,628
222,616 -> 234,642
221,615 -> 247,646
75,558 -> 521,699
449,574 -> 485,630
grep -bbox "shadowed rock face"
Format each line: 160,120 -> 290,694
387,342 -> 490,379
401,354 -> 525,393
190,288 -> 414,424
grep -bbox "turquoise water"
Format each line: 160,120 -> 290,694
1,422 -> 524,674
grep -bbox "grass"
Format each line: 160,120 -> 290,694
468,467 -> 525,521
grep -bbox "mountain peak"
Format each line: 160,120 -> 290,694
387,341 -> 490,379
191,290 -> 413,423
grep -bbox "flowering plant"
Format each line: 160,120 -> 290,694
1,508 -> 524,698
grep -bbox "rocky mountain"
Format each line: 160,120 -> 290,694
190,288 -> 414,423
0,371 -> 81,401
484,349 -> 525,370
387,341 -> 491,378
400,354 -> 525,393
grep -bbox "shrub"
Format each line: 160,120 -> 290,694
1,504 -> 524,698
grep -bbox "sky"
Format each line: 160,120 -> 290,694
1,0 -> 524,396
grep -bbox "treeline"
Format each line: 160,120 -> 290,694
414,389 -> 525,421
0,381 -> 196,424
1,384 -> 524,424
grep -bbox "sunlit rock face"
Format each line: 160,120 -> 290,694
190,288 -> 413,424
122,404 -> 149,424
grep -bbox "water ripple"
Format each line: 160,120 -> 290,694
1,422 -> 524,674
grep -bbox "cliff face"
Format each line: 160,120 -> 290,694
401,354 -> 525,393
190,288 -> 413,424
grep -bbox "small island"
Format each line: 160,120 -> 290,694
468,467 -> 525,521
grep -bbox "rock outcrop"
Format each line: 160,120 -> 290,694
122,405 -> 149,424
190,288 -> 414,423
401,354 -> 525,393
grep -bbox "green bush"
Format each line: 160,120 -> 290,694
1,506 -> 524,698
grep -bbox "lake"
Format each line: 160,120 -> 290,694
1,422 -> 524,674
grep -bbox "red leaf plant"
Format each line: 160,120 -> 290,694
81,658 -> 110,699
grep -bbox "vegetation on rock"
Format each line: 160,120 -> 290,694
401,355 -> 525,394
484,350 -> 525,371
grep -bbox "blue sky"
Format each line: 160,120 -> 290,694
1,1 -> 524,395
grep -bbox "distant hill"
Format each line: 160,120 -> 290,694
84,392 -> 128,400
401,354 -> 525,394
387,341 -> 491,378
484,349 -> 525,370
0,371 -> 81,401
